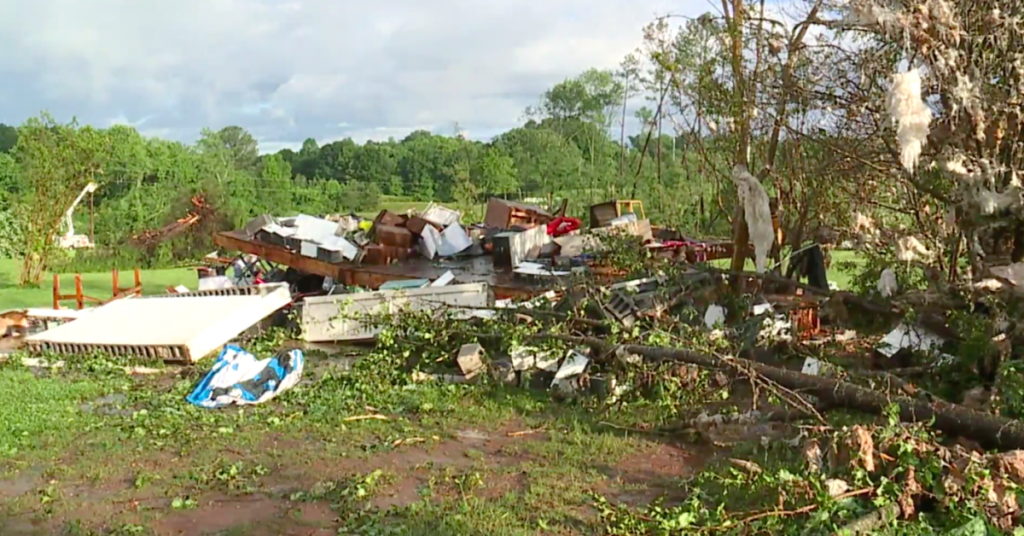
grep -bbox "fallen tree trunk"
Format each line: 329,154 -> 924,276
544,335 -> 1024,451
701,267 -> 899,317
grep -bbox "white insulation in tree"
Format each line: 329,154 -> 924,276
887,69 -> 932,171
731,165 -> 774,274
896,235 -> 933,263
877,268 -> 898,297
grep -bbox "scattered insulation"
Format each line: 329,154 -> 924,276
877,268 -> 898,297
887,69 -> 932,172
854,212 -> 879,242
844,0 -> 901,32
975,187 -> 1017,215
896,236 -> 934,263
731,165 -> 774,274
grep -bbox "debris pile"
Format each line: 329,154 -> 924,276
210,197 -> 737,299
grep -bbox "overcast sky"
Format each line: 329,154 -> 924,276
0,0 -> 725,152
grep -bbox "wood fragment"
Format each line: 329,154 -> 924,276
506,428 -> 547,437
737,488 -> 872,525
343,414 -> 388,422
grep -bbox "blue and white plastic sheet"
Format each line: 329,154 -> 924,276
186,345 -> 304,409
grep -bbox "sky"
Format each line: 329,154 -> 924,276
0,0 -> 728,153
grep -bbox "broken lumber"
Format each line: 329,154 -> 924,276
544,335 -> 1024,451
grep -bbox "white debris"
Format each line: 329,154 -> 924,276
877,322 -> 952,363
534,353 -> 561,372
760,315 -> 792,343
887,69 -> 932,172
21,357 -> 65,369
731,165 -> 774,273
420,224 -> 441,259
198,276 -> 234,291
877,268 -> 898,297
438,224 -> 472,257
509,346 -> 539,371
896,236 -> 933,263
551,350 -> 590,389
801,357 -> 838,378
825,478 -> 850,498
854,212 -> 879,243
845,0 -> 901,31
704,304 -> 726,329
990,263 -> 1024,286
513,262 -> 569,277
456,343 -> 486,380
420,203 -> 461,228
975,187 -> 1018,215
752,302 -> 773,316
430,270 -> 455,287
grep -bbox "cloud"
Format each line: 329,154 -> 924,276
0,0 -> 704,152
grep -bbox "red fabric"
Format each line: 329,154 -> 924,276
546,217 -> 582,237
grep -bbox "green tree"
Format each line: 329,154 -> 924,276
398,132 -> 460,201
0,153 -> 21,258
316,138 -> 358,182
14,114 -> 110,284
294,138 -> 320,179
0,123 -> 18,153
0,152 -> 19,200
350,141 -> 401,195
475,147 -> 518,196
537,69 -> 624,124
215,126 -> 260,171
494,127 -> 583,197
257,153 -> 295,214
338,181 -> 382,213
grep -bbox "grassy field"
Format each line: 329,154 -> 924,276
0,346 -> 706,536
0,319 -> 953,535
0,259 -> 198,310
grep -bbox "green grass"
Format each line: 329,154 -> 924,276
711,249 -> 865,290
0,258 -> 198,309
0,368 -> 112,458
0,352 -> 663,535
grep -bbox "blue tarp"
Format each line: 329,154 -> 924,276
186,345 -> 304,409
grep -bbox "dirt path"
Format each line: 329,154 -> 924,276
0,422 -> 702,535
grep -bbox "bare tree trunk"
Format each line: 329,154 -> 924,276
725,0 -> 751,282
619,71 -> 629,181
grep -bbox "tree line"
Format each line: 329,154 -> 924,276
0,67 -> 730,283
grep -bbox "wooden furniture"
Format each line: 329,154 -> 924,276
53,268 -> 142,310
